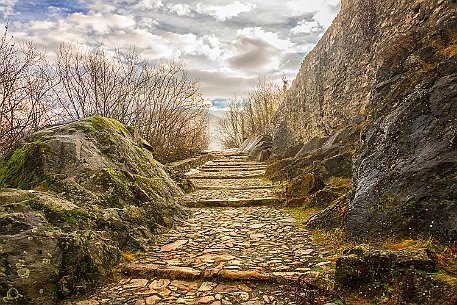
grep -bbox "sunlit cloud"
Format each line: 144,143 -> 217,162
0,0 -> 340,99
196,1 -> 256,21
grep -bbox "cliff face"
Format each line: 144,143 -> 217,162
274,0 -> 457,243
275,0 -> 454,153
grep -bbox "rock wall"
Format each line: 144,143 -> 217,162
273,0 -> 457,243
274,0 -> 455,154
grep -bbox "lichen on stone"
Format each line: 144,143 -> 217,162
17,267 -> 30,279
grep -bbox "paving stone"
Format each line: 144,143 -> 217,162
74,152 -> 331,305
161,240 -> 188,251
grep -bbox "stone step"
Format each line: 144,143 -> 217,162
188,171 -> 266,179
121,264 -> 310,285
197,185 -> 275,190
201,164 -> 266,168
198,167 -> 267,172
209,159 -> 252,164
182,189 -> 277,201
191,178 -> 275,189
208,159 -> 256,162
183,197 -> 282,207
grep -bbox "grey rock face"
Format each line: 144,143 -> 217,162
238,135 -> 272,161
348,73 -> 457,243
271,0 -> 457,244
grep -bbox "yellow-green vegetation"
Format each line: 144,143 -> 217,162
402,197 -> 416,208
0,137 -> 54,189
2,287 -> 22,302
312,228 -> 355,257
0,213 -> 27,226
376,194 -> 395,211
26,198 -> 82,223
120,250 -> 145,262
287,207 -> 323,228
328,177 -> 352,189
382,237 -> 457,276
134,145 -> 157,168
95,167 -> 160,206
89,116 -> 127,133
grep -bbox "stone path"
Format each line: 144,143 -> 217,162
67,152 -> 332,305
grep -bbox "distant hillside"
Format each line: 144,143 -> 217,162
207,110 -> 227,150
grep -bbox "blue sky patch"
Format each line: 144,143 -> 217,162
12,0 -> 88,21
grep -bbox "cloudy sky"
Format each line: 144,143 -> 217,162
0,0 -> 340,101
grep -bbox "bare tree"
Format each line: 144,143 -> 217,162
219,76 -> 286,148
0,25 -> 208,162
0,24 -> 53,154
53,43 -> 208,162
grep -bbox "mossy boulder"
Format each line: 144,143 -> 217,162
0,117 -> 188,304
335,246 -> 456,304
286,173 -> 324,198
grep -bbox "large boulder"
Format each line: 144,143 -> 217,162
0,116 -> 187,304
238,135 -> 272,161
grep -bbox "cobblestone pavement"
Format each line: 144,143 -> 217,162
67,153 -> 332,305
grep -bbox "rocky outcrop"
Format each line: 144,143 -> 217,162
266,126 -> 356,210
272,0 -> 457,244
0,117 -> 187,304
238,135 -> 272,161
335,245 -> 457,304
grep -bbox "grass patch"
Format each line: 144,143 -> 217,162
328,177 -> 352,189
121,251 -> 145,262
287,207 -> 322,227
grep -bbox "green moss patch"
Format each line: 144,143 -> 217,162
95,168 -> 160,206
89,116 -> 128,134
0,137 -> 54,190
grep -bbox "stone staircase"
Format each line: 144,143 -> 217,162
182,153 -> 281,207
67,152 -> 331,305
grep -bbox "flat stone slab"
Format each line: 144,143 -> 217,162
188,171 -> 266,179
182,189 -> 278,202
191,178 -> 275,190
183,198 -> 283,208
205,161 -> 263,166
198,167 -> 267,172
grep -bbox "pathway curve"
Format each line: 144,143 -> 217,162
69,152 -> 332,305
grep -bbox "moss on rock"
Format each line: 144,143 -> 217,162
0,137 -> 54,189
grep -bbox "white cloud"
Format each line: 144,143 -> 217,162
29,20 -> 55,31
313,7 -> 337,28
0,0 -> 18,16
236,27 -> 293,50
286,0 -> 340,27
286,0 -> 339,14
167,3 -> 192,16
67,13 -> 136,34
291,20 -> 320,34
196,1 -> 256,21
